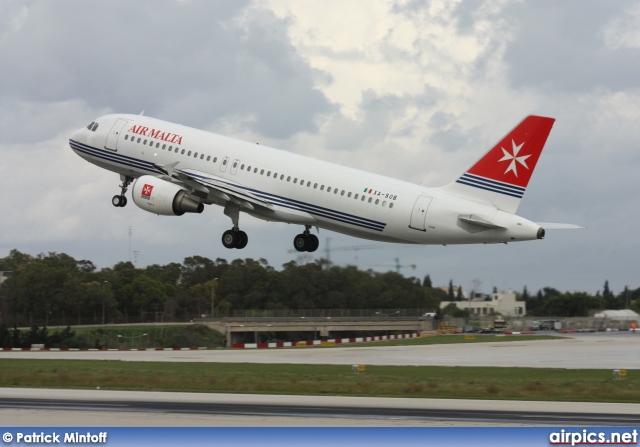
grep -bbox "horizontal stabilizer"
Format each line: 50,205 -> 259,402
536,223 -> 585,230
458,214 -> 505,233
458,214 -> 504,229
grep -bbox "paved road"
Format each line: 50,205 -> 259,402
1,388 -> 639,427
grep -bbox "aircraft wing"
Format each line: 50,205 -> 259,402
153,163 -> 272,211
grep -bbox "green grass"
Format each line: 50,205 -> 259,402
0,359 -> 637,403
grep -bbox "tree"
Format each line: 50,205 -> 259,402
447,280 -> 454,300
422,275 -> 432,288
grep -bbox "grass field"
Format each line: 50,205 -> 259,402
0,359 -> 637,403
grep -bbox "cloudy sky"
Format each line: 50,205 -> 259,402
1,0 -> 638,296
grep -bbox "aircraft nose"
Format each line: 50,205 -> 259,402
70,128 -> 85,143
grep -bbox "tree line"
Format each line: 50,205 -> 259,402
0,249 -> 637,326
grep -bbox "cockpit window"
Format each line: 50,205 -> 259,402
87,122 -> 95,130
91,122 -> 99,131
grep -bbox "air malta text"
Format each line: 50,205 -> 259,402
129,125 -> 183,145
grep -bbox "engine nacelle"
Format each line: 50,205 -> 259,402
132,176 -> 204,216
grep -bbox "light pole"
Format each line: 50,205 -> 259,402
211,278 -> 218,319
102,281 -> 109,325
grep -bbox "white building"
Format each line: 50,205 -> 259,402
0,271 -> 12,286
440,289 -> 526,317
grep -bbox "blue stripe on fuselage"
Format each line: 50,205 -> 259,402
69,140 -> 387,232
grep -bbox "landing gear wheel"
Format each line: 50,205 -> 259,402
112,195 -> 127,207
293,234 -> 308,252
235,231 -> 248,249
307,234 -> 319,252
222,230 -> 238,249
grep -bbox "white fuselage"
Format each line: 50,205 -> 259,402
69,114 -> 542,245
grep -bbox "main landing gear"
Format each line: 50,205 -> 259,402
293,226 -> 319,252
222,229 -> 248,249
220,203 -> 319,252
222,202 -> 248,249
112,176 -> 133,207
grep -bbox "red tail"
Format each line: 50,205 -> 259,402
442,115 -> 555,214
466,115 -> 555,188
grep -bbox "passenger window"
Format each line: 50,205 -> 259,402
163,144 -> 166,149
307,181 -> 311,187
194,152 -> 197,157
207,156 -> 210,161
375,199 -> 379,205
327,187 -> 331,193
223,159 -> 228,165
137,138 -> 141,143
354,194 -> 358,199
347,192 -> 351,198
382,201 -> 386,207
188,151 -> 192,156
233,161 -> 238,168
241,164 -> 245,170
156,143 -> 160,148
267,171 -> 271,176
261,169 -> 265,175
273,172 -> 277,178
362,196 -> 366,201
335,189 -> 338,194
368,197 -> 372,203
314,183 -> 318,189
341,190 -> 345,196
181,149 -> 185,154
125,135 -> 129,140
214,157 -> 218,163
389,203 -> 394,209
200,154 -> 204,159
143,139 -> 147,145
287,176 -> 291,182
254,168 -> 258,173
320,185 -> 324,191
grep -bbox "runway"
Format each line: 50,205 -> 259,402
1,333 -> 639,426
1,388 -> 639,427
1,333 -> 639,369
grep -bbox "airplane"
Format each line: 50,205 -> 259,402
69,113 -> 579,252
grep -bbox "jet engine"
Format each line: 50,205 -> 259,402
131,176 -> 204,216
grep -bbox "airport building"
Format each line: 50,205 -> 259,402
0,271 -> 12,286
439,289 -> 526,317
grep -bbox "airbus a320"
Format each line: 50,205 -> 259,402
69,114 -> 579,252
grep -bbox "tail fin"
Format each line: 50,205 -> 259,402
441,115 -> 555,214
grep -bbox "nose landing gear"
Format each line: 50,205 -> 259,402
112,175 -> 133,207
